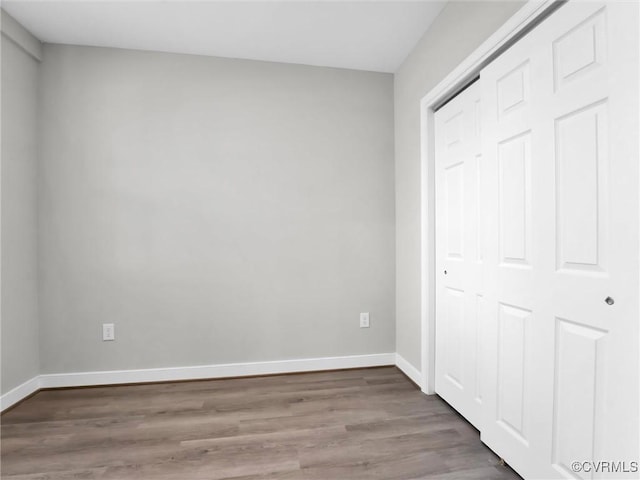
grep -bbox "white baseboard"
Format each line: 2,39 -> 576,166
395,353 -> 423,389
1,352 -> 404,412
38,353 -> 396,389
0,376 -> 40,411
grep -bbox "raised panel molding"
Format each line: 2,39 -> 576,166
444,287 -> 465,390
497,62 -> 530,118
473,99 -> 482,152
497,303 -> 531,446
446,162 -> 465,259
475,294 -> 486,405
476,155 -> 484,263
444,110 -> 464,147
552,318 -> 607,478
499,132 -> 532,266
553,9 -> 606,91
555,101 -> 608,273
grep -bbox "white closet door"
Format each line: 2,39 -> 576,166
481,1 -> 639,478
434,81 -> 484,429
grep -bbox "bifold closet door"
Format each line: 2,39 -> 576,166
481,1 -> 639,479
434,81 -> 484,430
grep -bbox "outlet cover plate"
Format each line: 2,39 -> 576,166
102,323 -> 115,341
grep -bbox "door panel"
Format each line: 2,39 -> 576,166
474,293 -> 487,405
480,2 -> 638,478
445,162 -> 464,259
497,303 -> 531,446
444,286 -> 465,388
498,132 -> 531,266
552,318 -> 607,478
435,81 -> 483,430
552,9 -> 606,92
555,101 -> 607,273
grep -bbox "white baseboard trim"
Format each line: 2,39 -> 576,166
0,375 -> 40,411
38,353 -> 396,389
2,352 -> 407,412
395,353 -> 423,389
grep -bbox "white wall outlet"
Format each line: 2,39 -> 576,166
359,312 -> 370,328
102,323 -> 115,341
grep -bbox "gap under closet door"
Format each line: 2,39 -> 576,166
480,1 -> 639,478
434,80 -> 484,430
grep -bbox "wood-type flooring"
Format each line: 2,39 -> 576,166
1,367 -> 521,479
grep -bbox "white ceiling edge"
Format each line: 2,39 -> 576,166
1,1 -> 448,73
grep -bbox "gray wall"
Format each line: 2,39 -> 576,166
394,1 -> 524,369
1,12 -> 42,394
2,2 -> 524,384
38,45 -> 395,374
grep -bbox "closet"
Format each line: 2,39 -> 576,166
434,1 -> 639,479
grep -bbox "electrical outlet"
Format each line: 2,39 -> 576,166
102,323 -> 115,341
360,312 -> 370,328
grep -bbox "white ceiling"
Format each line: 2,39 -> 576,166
2,1 -> 447,73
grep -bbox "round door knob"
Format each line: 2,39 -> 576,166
444,270 -> 447,275
605,296 -> 615,305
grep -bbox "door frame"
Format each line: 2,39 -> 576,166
418,0 -> 560,394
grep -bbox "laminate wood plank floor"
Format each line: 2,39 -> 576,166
1,367 -> 521,480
